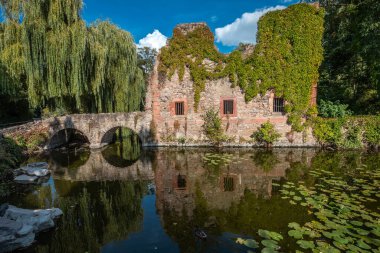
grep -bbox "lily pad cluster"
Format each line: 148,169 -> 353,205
202,153 -> 234,168
280,167 -> 380,252
236,229 -> 283,253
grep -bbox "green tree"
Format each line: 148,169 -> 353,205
0,0 -> 145,115
318,0 -> 380,114
137,47 -> 158,78
201,108 -> 226,144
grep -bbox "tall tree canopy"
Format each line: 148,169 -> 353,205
0,0 -> 145,115
318,0 -> 380,114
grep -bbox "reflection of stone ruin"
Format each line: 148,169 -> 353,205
49,150 -> 154,181
155,149 -> 316,216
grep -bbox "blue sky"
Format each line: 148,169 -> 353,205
82,0 -> 298,53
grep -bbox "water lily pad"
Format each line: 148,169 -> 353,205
316,242 -> 340,253
243,239 -> 259,249
297,240 -> 315,249
258,230 -> 283,241
261,247 -> 278,253
288,230 -> 303,239
293,196 -> 302,201
357,240 -> 371,250
261,239 -> 279,249
288,222 -> 301,229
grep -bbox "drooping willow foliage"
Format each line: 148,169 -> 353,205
0,0 -> 145,114
159,4 -> 324,130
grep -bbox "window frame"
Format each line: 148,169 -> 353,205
223,100 -> 235,115
170,99 -> 187,116
273,97 -> 285,113
175,101 -> 185,116
220,97 -> 237,117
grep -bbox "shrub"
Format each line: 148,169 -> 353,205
318,100 -> 352,118
0,137 -> 25,198
312,118 -> 344,147
363,116 -> 380,148
341,124 -> 363,149
251,121 -> 281,147
201,109 -> 227,144
311,116 -> 380,149
177,137 -> 186,145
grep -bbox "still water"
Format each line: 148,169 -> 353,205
6,144 -> 380,253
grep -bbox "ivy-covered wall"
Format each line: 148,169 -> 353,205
159,4 -> 324,130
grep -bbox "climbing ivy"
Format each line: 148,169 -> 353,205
0,0 -> 145,114
159,4 -> 324,130
249,4 -> 324,129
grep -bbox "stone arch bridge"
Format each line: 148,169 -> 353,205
1,112 -> 153,149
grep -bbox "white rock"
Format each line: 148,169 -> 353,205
0,217 -> 35,253
14,175 -> 38,184
27,162 -> 49,169
3,206 -> 63,234
25,167 -> 50,177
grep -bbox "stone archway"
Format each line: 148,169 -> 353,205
100,126 -> 142,147
48,128 -> 90,149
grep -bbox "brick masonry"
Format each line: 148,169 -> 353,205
148,59 -> 318,147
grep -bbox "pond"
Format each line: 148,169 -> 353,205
5,145 -> 380,253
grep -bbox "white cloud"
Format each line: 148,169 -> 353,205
137,30 -> 167,51
215,5 -> 286,46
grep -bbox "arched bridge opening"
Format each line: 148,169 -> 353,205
48,128 -> 90,150
101,127 -> 142,167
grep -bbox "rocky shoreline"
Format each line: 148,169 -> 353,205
0,204 -> 63,253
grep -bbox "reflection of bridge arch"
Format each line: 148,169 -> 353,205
49,149 -> 154,182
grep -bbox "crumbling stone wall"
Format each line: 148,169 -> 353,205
149,62 -> 317,146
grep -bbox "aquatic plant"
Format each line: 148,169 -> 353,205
279,166 -> 380,252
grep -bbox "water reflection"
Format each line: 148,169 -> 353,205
101,128 -> 142,167
8,148 -> 379,253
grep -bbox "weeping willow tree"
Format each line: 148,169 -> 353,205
0,0 -> 145,114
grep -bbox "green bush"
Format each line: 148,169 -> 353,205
312,118 -> 344,147
341,124 -> 363,149
251,121 -> 281,147
363,116 -> 380,148
0,137 -> 25,198
318,100 -> 352,118
312,116 -> 380,149
201,109 -> 227,144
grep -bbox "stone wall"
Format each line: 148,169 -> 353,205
149,61 -> 317,147
0,112 -> 153,149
